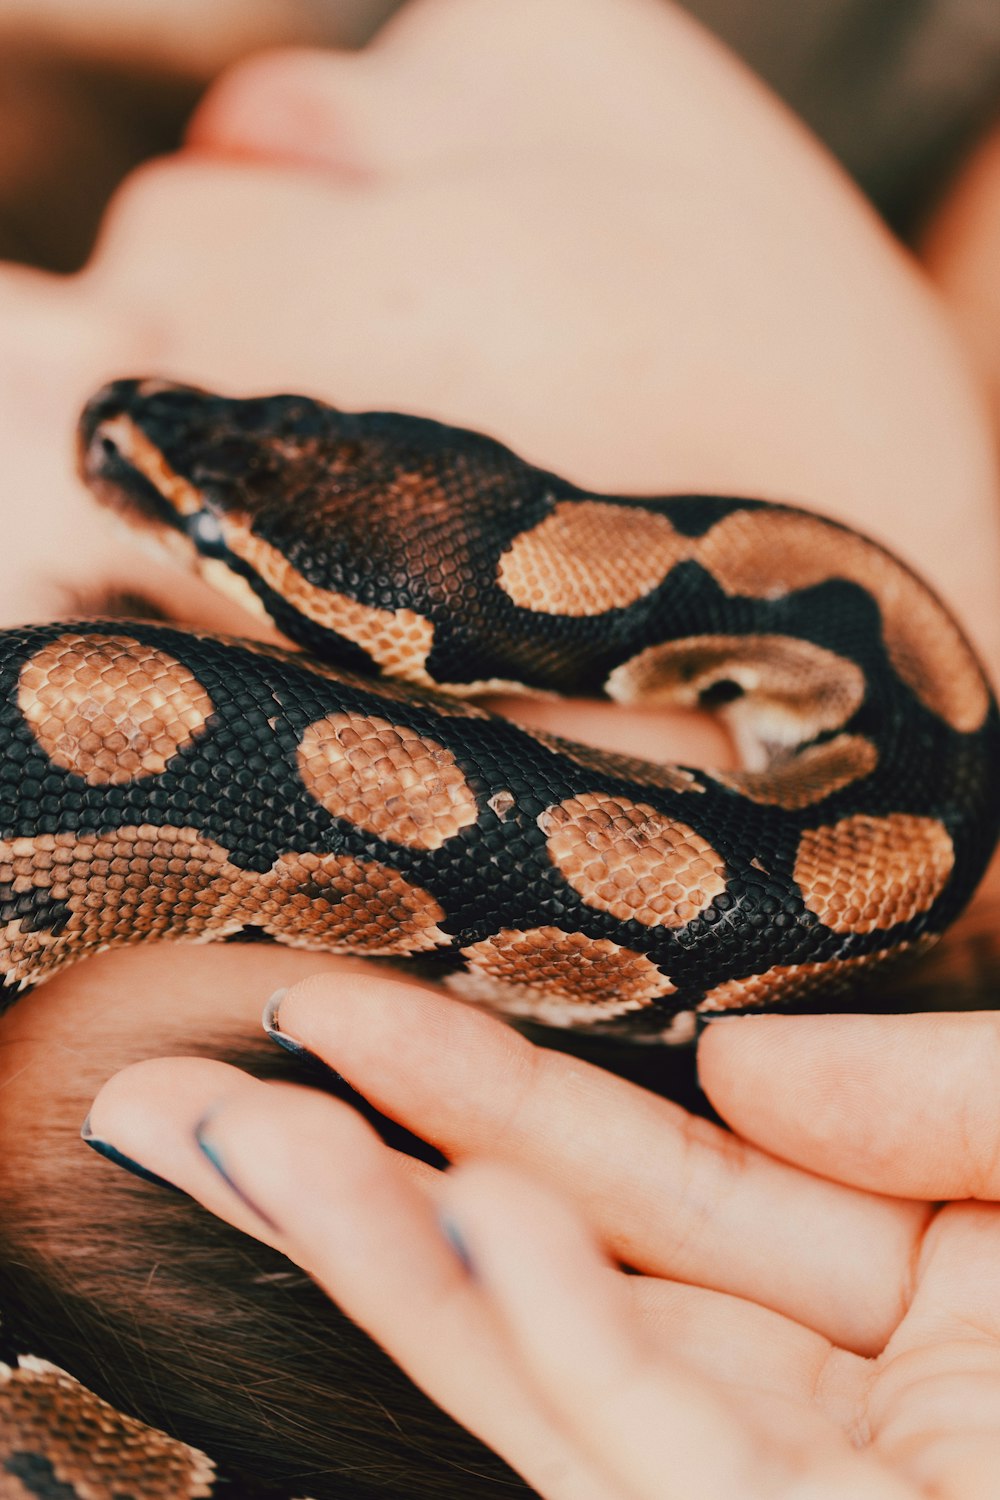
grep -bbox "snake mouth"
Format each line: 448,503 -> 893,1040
77,380 -> 294,630
78,380 -> 229,562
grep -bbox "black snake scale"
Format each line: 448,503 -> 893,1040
2,376 -> 999,1496
4,374 -> 994,1033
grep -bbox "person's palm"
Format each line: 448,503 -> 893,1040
88,972 -> 1000,1499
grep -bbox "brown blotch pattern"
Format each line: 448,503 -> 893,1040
18,634 -> 214,785
696,509 -> 989,734
699,947 -> 914,1013
498,499 -> 986,732
711,734 -> 878,810
254,850 -> 449,953
297,711 -> 479,850
453,925 -> 675,1025
497,500 -> 692,616
539,792 -> 726,927
606,634 -> 867,758
0,826 -> 449,989
0,1357 -> 214,1500
794,813 -> 954,934
223,524 -> 436,684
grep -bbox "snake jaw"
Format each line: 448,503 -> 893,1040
79,381 -> 240,571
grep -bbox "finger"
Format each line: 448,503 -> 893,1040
87,1057 -> 622,1500
482,691 -> 733,771
86,1054 -> 443,1200
187,48 -> 386,179
185,0 -> 691,179
864,1204 -> 1000,1500
86,1056 -> 290,1247
627,1277 -> 839,1404
88,1055 -> 871,1470
442,1161 -> 913,1500
698,1010 -> 1000,1199
269,974 -> 928,1354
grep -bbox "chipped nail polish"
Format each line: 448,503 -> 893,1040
438,1210 -> 476,1276
194,1112 -> 282,1232
262,987 -> 315,1061
81,1113 -> 184,1195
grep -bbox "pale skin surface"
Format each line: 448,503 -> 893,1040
922,117 -> 1000,449
3,0 -> 1000,1493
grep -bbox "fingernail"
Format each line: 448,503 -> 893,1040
262,987 -> 315,1061
695,1008 -> 782,1033
438,1210 -> 476,1277
194,1110 -> 283,1233
694,1010 -> 751,1036
81,1113 -> 185,1195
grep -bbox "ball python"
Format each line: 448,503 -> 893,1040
0,376 -> 996,1045
3,377 -> 1000,1500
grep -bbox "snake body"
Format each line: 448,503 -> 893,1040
1,377 -> 997,1038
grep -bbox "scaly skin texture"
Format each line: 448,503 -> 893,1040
0,378 -> 990,1038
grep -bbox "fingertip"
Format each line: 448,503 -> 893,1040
695,1013 -> 791,1096
441,1159 -> 638,1402
271,967 -> 425,1037
187,47 -> 375,179
272,965 -> 514,1070
698,1010 -> 1000,1198
86,1055 -> 258,1166
89,1052 -> 234,1117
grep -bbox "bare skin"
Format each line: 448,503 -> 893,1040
4,0 -> 1000,1493
82,973 -> 1000,1500
921,115 -> 1000,550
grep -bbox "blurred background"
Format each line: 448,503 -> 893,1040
0,0 -> 998,274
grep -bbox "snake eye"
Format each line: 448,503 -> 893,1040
188,510 -> 225,550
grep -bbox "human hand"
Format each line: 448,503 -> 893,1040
4,3 -> 1000,1492
85,971 -> 1000,1498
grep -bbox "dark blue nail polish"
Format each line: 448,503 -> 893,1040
194,1112 -> 283,1233
438,1210 -> 476,1276
262,987 -> 315,1061
81,1114 -> 185,1195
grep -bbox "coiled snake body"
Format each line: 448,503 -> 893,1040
0,377 -> 996,1039
3,378 -> 1000,1500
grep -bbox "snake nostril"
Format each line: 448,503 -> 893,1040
83,418 -> 134,482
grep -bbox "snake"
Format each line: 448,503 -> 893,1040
0,376 -> 995,1044
3,376 -> 1000,1497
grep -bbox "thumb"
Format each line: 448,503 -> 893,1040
697,1010 -> 1000,1200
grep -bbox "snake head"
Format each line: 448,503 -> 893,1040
77,377 -> 410,549
78,378 -> 246,557
76,377 -> 530,663
77,376 -> 324,542
77,377 -> 385,639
